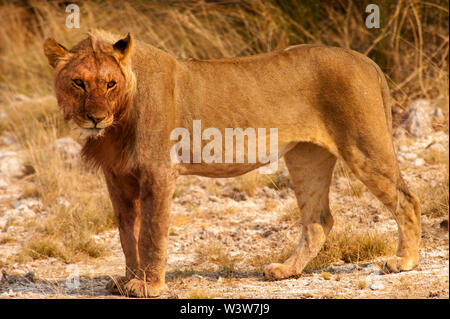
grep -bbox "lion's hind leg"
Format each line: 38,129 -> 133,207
338,136 -> 421,273
264,142 -> 336,280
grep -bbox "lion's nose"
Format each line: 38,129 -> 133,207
87,114 -> 106,125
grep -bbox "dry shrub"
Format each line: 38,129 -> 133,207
230,173 -> 265,197
306,228 -> 395,270
195,240 -> 241,276
231,169 -> 290,196
417,170 -> 449,218
280,200 -> 301,222
6,99 -> 116,262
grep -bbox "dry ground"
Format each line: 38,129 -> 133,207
0,116 -> 448,298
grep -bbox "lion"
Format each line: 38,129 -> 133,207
43,31 -> 421,297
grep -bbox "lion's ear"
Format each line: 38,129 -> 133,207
113,33 -> 133,62
43,38 -> 69,68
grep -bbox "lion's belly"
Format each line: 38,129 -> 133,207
179,162 -> 265,177
177,141 -> 297,177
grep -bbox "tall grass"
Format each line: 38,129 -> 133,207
0,1 -> 448,111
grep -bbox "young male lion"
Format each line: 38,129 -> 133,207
44,31 -> 421,297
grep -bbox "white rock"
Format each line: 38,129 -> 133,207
0,151 -> 23,177
403,152 -> 417,160
0,135 -> 14,146
0,179 -> 8,188
369,281 -> 385,291
399,145 -> 409,153
19,207 -> 36,219
208,195 -> 220,202
402,99 -> 442,138
413,158 -> 425,166
56,197 -> 70,207
13,199 -> 41,210
91,235 -> 102,243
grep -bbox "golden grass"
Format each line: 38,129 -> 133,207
231,169 -> 290,196
280,200 -> 301,222
195,240 -> 241,276
417,171 -> 449,218
0,1 -> 447,107
249,241 -> 296,273
230,171 -> 272,197
334,160 -> 368,198
306,228 -> 395,270
2,98 -> 115,262
357,279 -> 368,290
187,288 -> 212,299
0,234 -> 16,244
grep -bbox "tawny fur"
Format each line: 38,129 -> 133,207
44,31 -> 421,297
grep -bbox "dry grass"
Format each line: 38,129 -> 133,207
1,0 -> 447,106
306,228 -> 395,270
334,160 -> 368,198
0,97 -> 115,262
417,171 -> 449,218
280,200 -> 301,222
357,279 -> 368,290
249,240 -> 297,272
231,169 -> 290,196
195,240 -> 242,276
0,234 -> 16,244
187,288 -> 212,299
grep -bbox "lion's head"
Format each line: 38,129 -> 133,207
43,32 -> 135,137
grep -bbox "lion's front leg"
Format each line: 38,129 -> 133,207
123,169 -> 176,298
103,170 -> 141,295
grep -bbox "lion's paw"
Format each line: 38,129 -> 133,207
382,256 -> 418,274
106,277 -> 164,298
264,263 -> 296,280
124,279 -> 164,298
106,276 -> 129,295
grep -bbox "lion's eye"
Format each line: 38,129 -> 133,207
72,79 -> 85,90
107,81 -> 116,89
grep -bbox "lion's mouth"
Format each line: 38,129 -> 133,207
77,127 -> 105,138
72,116 -> 113,138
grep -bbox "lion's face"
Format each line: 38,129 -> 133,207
44,34 -> 133,137
54,53 -> 126,136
